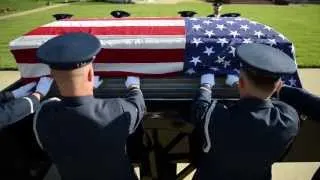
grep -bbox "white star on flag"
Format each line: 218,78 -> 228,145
288,78 -> 297,86
203,20 -> 212,25
278,33 -> 287,40
204,30 -> 215,38
230,30 -> 240,38
186,68 -> 196,75
217,38 -> 229,47
190,56 -> 202,66
254,31 -> 264,38
216,24 -> 226,31
243,38 -> 253,44
226,21 -> 235,25
192,24 -> 202,31
190,18 -> 198,21
203,46 -> 215,56
215,56 -> 225,64
228,46 -> 236,57
240,24 -> 249,31
191,38 -> 203,47
264,25 -> 272,31
223,60 -> 231,68
267,39 -> 277,46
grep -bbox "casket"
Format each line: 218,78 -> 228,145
9,17 -> 302,100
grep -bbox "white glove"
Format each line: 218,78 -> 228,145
12,82 -> 37,98
93,76 -> 103,88
225,74 -> 239,87
125,76 -> 140,89
35,77 -> 53,96
200,73 -> 215,87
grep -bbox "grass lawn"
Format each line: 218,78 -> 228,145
0,2 -> 319,69
0,0 -> 64,15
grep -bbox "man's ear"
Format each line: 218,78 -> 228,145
88,66 -> 94,82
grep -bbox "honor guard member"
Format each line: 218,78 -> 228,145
0,77 -> 52,130
220,12 -> 241,17
277,83 -> 320,180
53,13 -> 73,20
277,85 -> 320,122
110,10 -> 131,18
34,32 -> 146,180
178,10 -> 197,17
191,43 -> 299,180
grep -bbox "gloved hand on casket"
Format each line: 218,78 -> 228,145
201,73 -> 215,89
12,82 -> 37,98
225,74 -> 239,87
35,77 -> 53,97
94,76 -> 103,89
125,76 -> 140,89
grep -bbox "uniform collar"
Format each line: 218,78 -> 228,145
62,96 -> 94,106
238,96 -> 274,109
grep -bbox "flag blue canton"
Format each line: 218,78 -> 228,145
183,17 -> 301,88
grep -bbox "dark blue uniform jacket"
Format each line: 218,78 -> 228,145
192,88 -> 299,180
0,92 -> 39,130
279,86 -> 320,121
34,89 -> 145,180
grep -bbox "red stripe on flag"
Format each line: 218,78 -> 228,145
12,49 -> 184,63
62,17 -> 183,21
25,26 -> 185,36
11,49 -> 37,63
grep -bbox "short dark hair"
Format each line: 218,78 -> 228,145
242,68 -> 280,92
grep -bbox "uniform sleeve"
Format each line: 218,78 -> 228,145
279,86 -> 320,121
0,91 -> 14,103
191,87 -> 213,125
0,95 -> 40,130
192,87 -> 220,153
120,88 -> 146,134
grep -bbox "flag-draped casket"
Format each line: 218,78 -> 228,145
9,17 -> 301,87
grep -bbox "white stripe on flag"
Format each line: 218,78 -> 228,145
17,63 -> 51,78
10,36 -> 55,50
10,35 -> 186,50
17,62 -> 184,78
42,20 -> 185,27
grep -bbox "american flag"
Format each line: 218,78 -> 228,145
9,17 -> 301,87
184,17 -> 301,87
